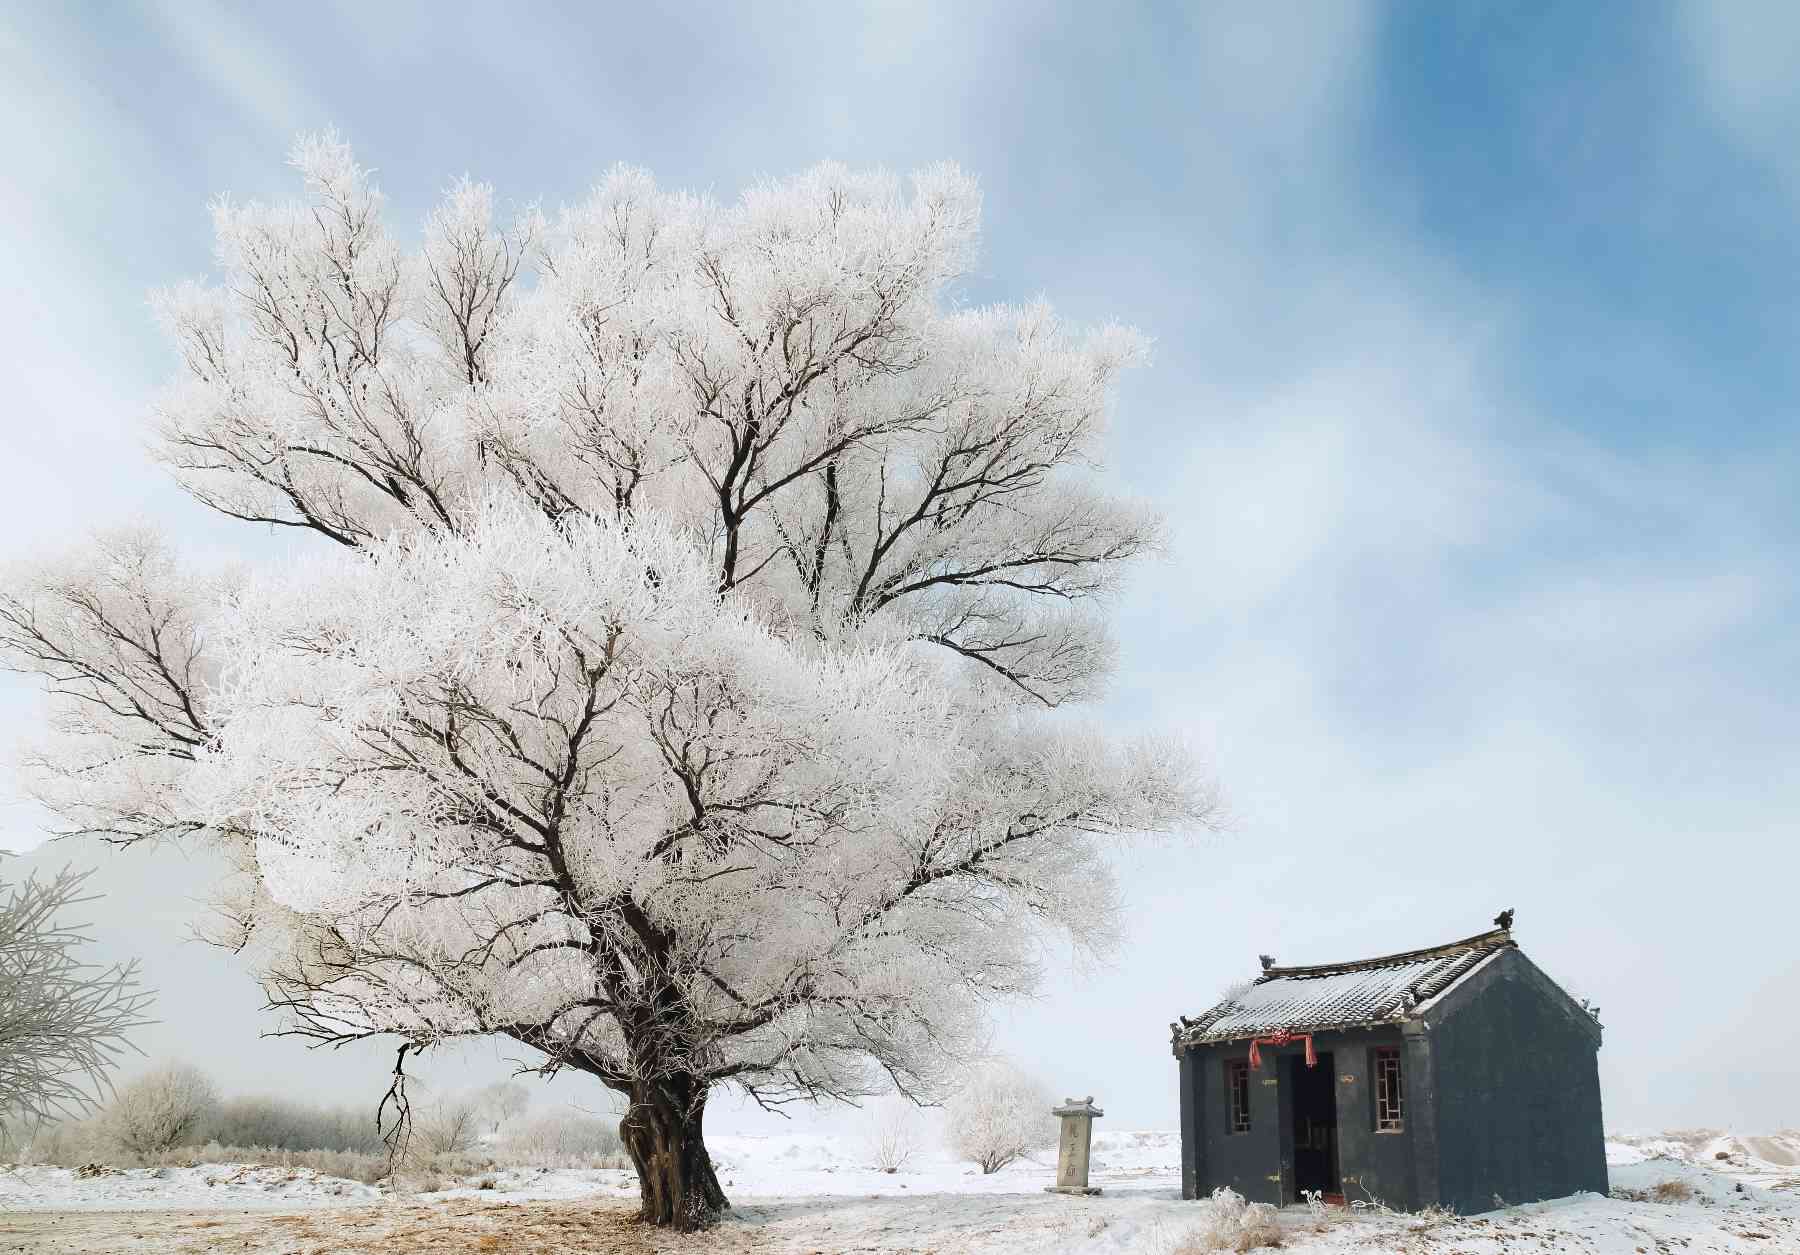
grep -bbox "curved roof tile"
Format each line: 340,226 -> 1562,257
1172,928 -> 1515,1049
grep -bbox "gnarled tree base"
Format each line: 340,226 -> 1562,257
619,1077 -> 729,1232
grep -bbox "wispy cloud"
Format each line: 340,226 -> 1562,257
140,0 -> 323,140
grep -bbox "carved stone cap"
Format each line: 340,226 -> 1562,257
1052,1096 -> 1104,1118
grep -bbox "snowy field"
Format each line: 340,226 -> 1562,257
4,1129 -> 1798,1253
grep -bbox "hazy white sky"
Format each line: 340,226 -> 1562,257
2,2 -> 1798,1135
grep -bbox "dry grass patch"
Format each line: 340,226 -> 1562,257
1165,1188 -> 1284,1253
1611,1178 -> 1697,1205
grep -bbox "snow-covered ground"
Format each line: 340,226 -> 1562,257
0,1160 -> 381,1210
4,1129 -> 1798,1253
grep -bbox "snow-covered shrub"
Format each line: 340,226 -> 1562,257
102,1063 -> 218,1155
1166,1187 -> 1283,1253
501,1110 -> 624,1166
945,1061 -> 1054,1174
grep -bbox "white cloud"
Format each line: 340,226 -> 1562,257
1676,0 -> 1800,192
2,3 -> 1794,1134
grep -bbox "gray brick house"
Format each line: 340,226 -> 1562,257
1171,921 -> 1607,1213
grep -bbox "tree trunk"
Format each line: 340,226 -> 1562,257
619,1075 -> 728,1231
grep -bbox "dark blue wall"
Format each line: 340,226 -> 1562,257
1329,1029 -> 1420,1211
1182,1027 -> 1422,1209
1426,949 -> 1608,1212
1189,1045 -> 1286,1204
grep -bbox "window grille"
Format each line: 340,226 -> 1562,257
1226,1058 -> 1251,1133
1374,1048 -> 1405,1131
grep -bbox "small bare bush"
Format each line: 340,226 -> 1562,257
862,1103 -> 921,1173
1612,1178 -> 1696,1205
1167,1187 -> 1283,1253
1409,1204 -> 1457,1230
413,1097 -> 482,1156
945,1060 -> 1055,1174
102,1063 -> 218,1155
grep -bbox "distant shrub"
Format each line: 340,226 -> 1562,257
501,1110 -> 623,1167
102,1063 -> 218,1155
202,1096 -> 383,1154
21,1115 -> 107,1166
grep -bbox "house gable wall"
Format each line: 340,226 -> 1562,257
1422,947 -> 1608,1212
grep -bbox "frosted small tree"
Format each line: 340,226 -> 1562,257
946,1060 -> 1055,1173
104,1062 -> 217,1156
0,135 -> 1220,1229
476,1080 -> 531,1134
0,867 -> 151,1139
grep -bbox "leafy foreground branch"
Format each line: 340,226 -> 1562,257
0,134 -> 1220,1230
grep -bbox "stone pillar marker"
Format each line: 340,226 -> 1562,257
1045,1096 -> 1104,1196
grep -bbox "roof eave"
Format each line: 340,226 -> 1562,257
1176,1013 -> 1415,1052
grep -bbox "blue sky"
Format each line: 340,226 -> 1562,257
2,2 -> 1797,1133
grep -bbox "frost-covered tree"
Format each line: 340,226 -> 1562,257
0,134 -> 1217,1229
0,867 -> 151,1136
945,1060 -> 1055,1174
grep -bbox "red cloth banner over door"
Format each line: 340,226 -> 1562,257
1247,1029 -> 1317,1070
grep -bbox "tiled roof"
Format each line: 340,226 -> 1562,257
1172,928 -> 1515,1050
